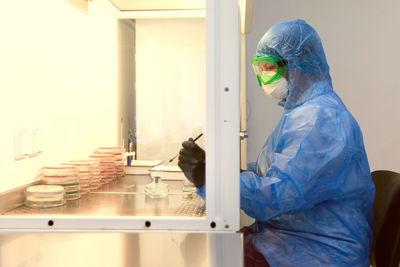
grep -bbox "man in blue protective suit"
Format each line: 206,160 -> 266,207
178,19 -> 375,267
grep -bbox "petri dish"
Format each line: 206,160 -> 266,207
65,191 -> 81,201
63,183 -> 80,193
26,185 -> 65,197
25,199 -> 66,208
41,165 -> 77,176
25,185 -> 66,208
182,181 -> 197,198
42,175 -> 78,185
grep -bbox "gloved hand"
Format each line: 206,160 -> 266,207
178,138 -> 205,188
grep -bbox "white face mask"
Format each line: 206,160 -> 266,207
261,72 -> 289,100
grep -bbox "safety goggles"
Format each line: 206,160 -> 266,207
251,56 -> 286,86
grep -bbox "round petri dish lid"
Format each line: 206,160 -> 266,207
65,192 -> 80,201
77,174 -> 91,179
43,179 -> 78,186
80,189 -> 90,194
62,163 -> 91,171
78,176 -> 91,181
90,154 -> 114,158
43,178 -> 79,185
41,165 -> 76,176
26,194 -> 64,201
77,170 -> 91,174
64,184 -> 80,192
26,195 -> 65,201
100,160 -> 116,164
42,165 -> 76,170
62,162 -> 92,168
90,155 -> 115,162
26,185 -> 65,195
67,161 -> 92,166
69,159 -> 100,166
25,199 -> 66,208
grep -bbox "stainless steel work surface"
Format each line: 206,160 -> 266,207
0,232 -> 243,267
3,175 -> 205,217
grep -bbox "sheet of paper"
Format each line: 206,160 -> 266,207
130,160 -> 163,167
150,165 -> 182,172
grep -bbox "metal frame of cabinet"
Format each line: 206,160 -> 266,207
96,0 -> 206,19
0,0 -> 240,233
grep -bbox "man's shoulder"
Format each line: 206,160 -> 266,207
287,93 -> 360,134
296,92 -> 352,118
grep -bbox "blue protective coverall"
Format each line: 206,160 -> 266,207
240,19 -> 375,266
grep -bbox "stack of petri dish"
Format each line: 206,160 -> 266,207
69,159 -> 101,190
182,180 -> 197,198
25,185 -> 66,208
95,146 -> 125,179
89,154 -> 116,185
62,161 -> 93,195
41,165 -> 80,201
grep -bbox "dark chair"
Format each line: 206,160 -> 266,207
370,170 -> 400,267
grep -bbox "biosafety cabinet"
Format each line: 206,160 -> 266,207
0,0 -> 242,236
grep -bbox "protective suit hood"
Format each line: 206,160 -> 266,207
256,19 -> 332,109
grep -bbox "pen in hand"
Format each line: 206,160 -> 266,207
169,133 -> 203,162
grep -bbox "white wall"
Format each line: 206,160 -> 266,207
246,0 -> 400,172
0,1 -> 123,191
135,18 -> 206,160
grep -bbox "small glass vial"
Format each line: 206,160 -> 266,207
182,181 -> 197,198
144,176 -> 169,199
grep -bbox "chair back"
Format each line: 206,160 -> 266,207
370,170 -> 400,267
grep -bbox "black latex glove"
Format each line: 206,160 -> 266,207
178,138 -> 205,188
